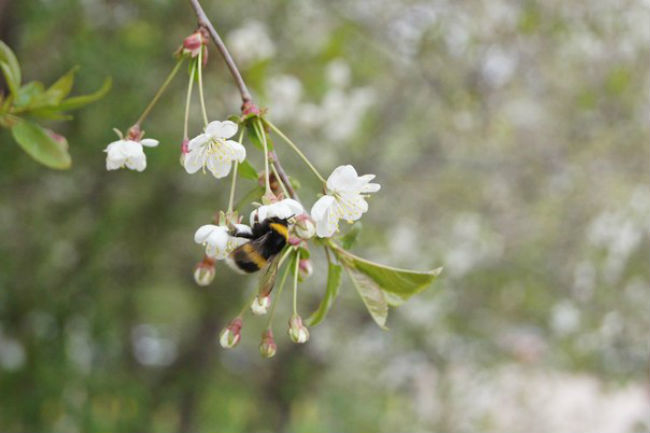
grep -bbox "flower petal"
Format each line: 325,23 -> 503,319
326,165 -> 361,193
140,138 -> 159,147
194,224 -> 218,244
281,198 -> 305,216
206,156 -> 233,178
188,133 -> 209,151
225,140 -> 247,162
311,195 -> 339,237
206,120 -> 238,139
336,192 -> 368,222
125,154 -> 147,172
184,147 -> 206,174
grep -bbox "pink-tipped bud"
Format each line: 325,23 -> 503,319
179,138 -> 190,166
193,256 -> 216,286
299,259 -> 313,280
251,295 -> 271,315
180,30 -> 207,59
219,317 -> 243,349
294,214 -> 316,240
259,329 -> 277,358
288,314 -> 310,344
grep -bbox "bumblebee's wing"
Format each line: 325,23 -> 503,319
228,233 -> 273,273
259,253 -> 282,296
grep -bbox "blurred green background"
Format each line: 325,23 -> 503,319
1,0 -> 649,432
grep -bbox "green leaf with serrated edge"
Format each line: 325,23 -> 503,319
237,160 -> 258,180
334,245 -> 441,301
43,66 -> 78,105
340,222 -> 362,250
55,77 -> 111,111
11,120 -> 71,169
345,266 -> 388,329
306,263 -> 342,327
0,41 -> 21,96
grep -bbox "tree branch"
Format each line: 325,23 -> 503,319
188,0 -> 252,104
188,0 -> 301,201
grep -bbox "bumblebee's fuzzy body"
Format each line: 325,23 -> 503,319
229,217 -> 289,273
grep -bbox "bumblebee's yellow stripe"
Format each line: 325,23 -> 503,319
269,223 -> 289,240
243,244 -> 267,268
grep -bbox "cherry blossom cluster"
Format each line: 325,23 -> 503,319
103,30 -> 381,357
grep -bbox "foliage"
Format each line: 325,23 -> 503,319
0,41 -> 110,168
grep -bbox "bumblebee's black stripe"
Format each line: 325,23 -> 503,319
229,218 -> 289,273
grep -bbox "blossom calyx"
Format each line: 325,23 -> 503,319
251,295 -> 271,315
259,329 -> 277,358
219,317 -> 243,349
193,256 -> 216,286
288,314 -> 310,344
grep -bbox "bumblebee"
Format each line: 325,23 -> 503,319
227,217 -> 289,273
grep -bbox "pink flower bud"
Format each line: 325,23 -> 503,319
180,30 -> 207,59
288,314 -> 310,344
193,256 -> 216,286
299,259 -> 313,280
251,295 -> 271,315
294,214 -> 316,240
219,317 -> 243,349
259,329 -> 277,358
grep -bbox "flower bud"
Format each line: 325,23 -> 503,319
294,214 -> 316,240
219,317 -> 243,349
288,314 -> 310,344
179,138 -> 190,166
259,329 -> 277,358
299,259 -> 313,280
193,256 -> 216,286
179,30 -> 207,60
251,295 -> 271,315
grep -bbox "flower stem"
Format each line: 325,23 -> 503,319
263,118 -> 327,185
255,119 -> 272,196
266,252 -> 293,328
270,161 -> 290,198
183,60 -> 197,139
238,289 -> 259,318
135,57 -> 184,127
227,129 -> 245,213
197,49 -> 209,127
292,250 -> 301,315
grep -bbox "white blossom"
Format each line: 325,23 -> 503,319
311,165 -> 380,238
251,295 -> 271,315
104,138 -> 158,172
184,120 -> 246,179
194,223 -> 251,260
250,198 -> 305,225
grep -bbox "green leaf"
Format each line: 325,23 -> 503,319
246,118 -> 273,151
340,222 -> 362,249
345,267 -> 388,329
306,263 -> 342,327
245,120 -> 264,151
55,76 -> 111,111
43,66 -> 79,105
336,247 -> 441,303
11,120 -> 71,169
237,160 -> 259,180
0,40 -> 21,96
13,81 -> 45,109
